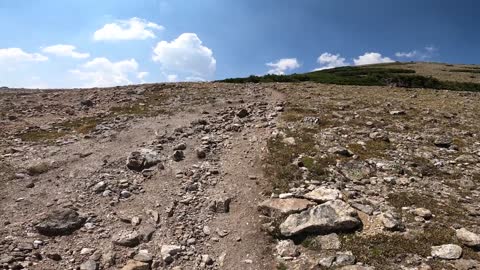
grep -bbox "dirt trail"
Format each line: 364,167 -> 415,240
0,83 -> 286,270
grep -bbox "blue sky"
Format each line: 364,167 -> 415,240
0,0 -> 478,88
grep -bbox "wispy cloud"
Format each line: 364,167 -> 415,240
42,44 -> 90,59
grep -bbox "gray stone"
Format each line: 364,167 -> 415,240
303,187 -> 342,203
413,208 -> 432,219
133,252 -> 153,263
172,150 -> 185,162
318,256 -> 336,267
334,251 -> 356,266
328,146 -> 353,157
258,198 -> 315,217
456,228 -> 480,248
121,260 -> 149,270
173,143 -> 187,151
80,260 -> 97,270
237,108 -> 249,118
35,209 -> 86,236
127,149 -> 161,171
160,245 -> 181,263
431,244 -> 462,260
380,211 -> 405,231
434,136 -> 452,148
210,197 -> 232,213
350,202 -> 374,215
338,266 -> 375,270
196,148 -> 206,159
93,181 -> 106,193
112,231 -> 141,247
279,200 -> 362,237
275,240 -> 299,257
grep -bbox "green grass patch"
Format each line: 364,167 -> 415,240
265,128 -> 336,192
449,68 -> 480,73
347,140 -> 393,160
386,191 -> 472,226
341,225 -> 460,269
219,64 -> 480,92
19,117 -> 101,142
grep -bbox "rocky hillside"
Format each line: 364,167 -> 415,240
1,63 -> 480,270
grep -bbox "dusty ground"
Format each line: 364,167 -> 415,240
0,79 -> 480,270
0,83 -> 284,270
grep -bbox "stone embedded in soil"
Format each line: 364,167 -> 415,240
338,266 -> 375,270
275,240 -> 299,258
431,244 -> 463,260
303,187 -> 342,203
172,150 -> 185,162
121,260 -> 150,270
380,211 -> 405,232
456,228 -> 480,248
328,146 -> 354,157
210,196 -> 232,213
413,208 -> 432,219
434,136 -> 453,148
279,200 -> 362,237
160,245 -> 181,263
80,260 -> 98,270
35,209 -> 86,236
126,149 -> 161,171
112,231 -> 141,247
237,108 -> 249,118
258,198 -> 315,217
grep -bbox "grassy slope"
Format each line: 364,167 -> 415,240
219,62 -> 480,92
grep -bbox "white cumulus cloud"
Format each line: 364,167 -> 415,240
266,58 -> 300,75
94,17 -> 164,41
0,48 -> 48,63
353,52 -> 394,66
42,44 -> 90,59
314,53 -> 348,70
153,33 -> 216,81
70,57 -> 146,87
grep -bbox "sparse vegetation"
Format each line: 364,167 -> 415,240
220,64 -> 480,92
19,117 -> 102,142
341,225 -> 462,269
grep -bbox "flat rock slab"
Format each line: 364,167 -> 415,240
303,187 -> 342,203
35,209 -> 86,236
258,198 -> 315,217
279,200 -> 362,237
431,244 -> 462,260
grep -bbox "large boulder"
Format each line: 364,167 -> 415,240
258,198 -> 315,217
279,200 -> 361,237
35,209 -> 86,236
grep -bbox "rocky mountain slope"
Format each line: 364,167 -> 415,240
1,63 -> 480,270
